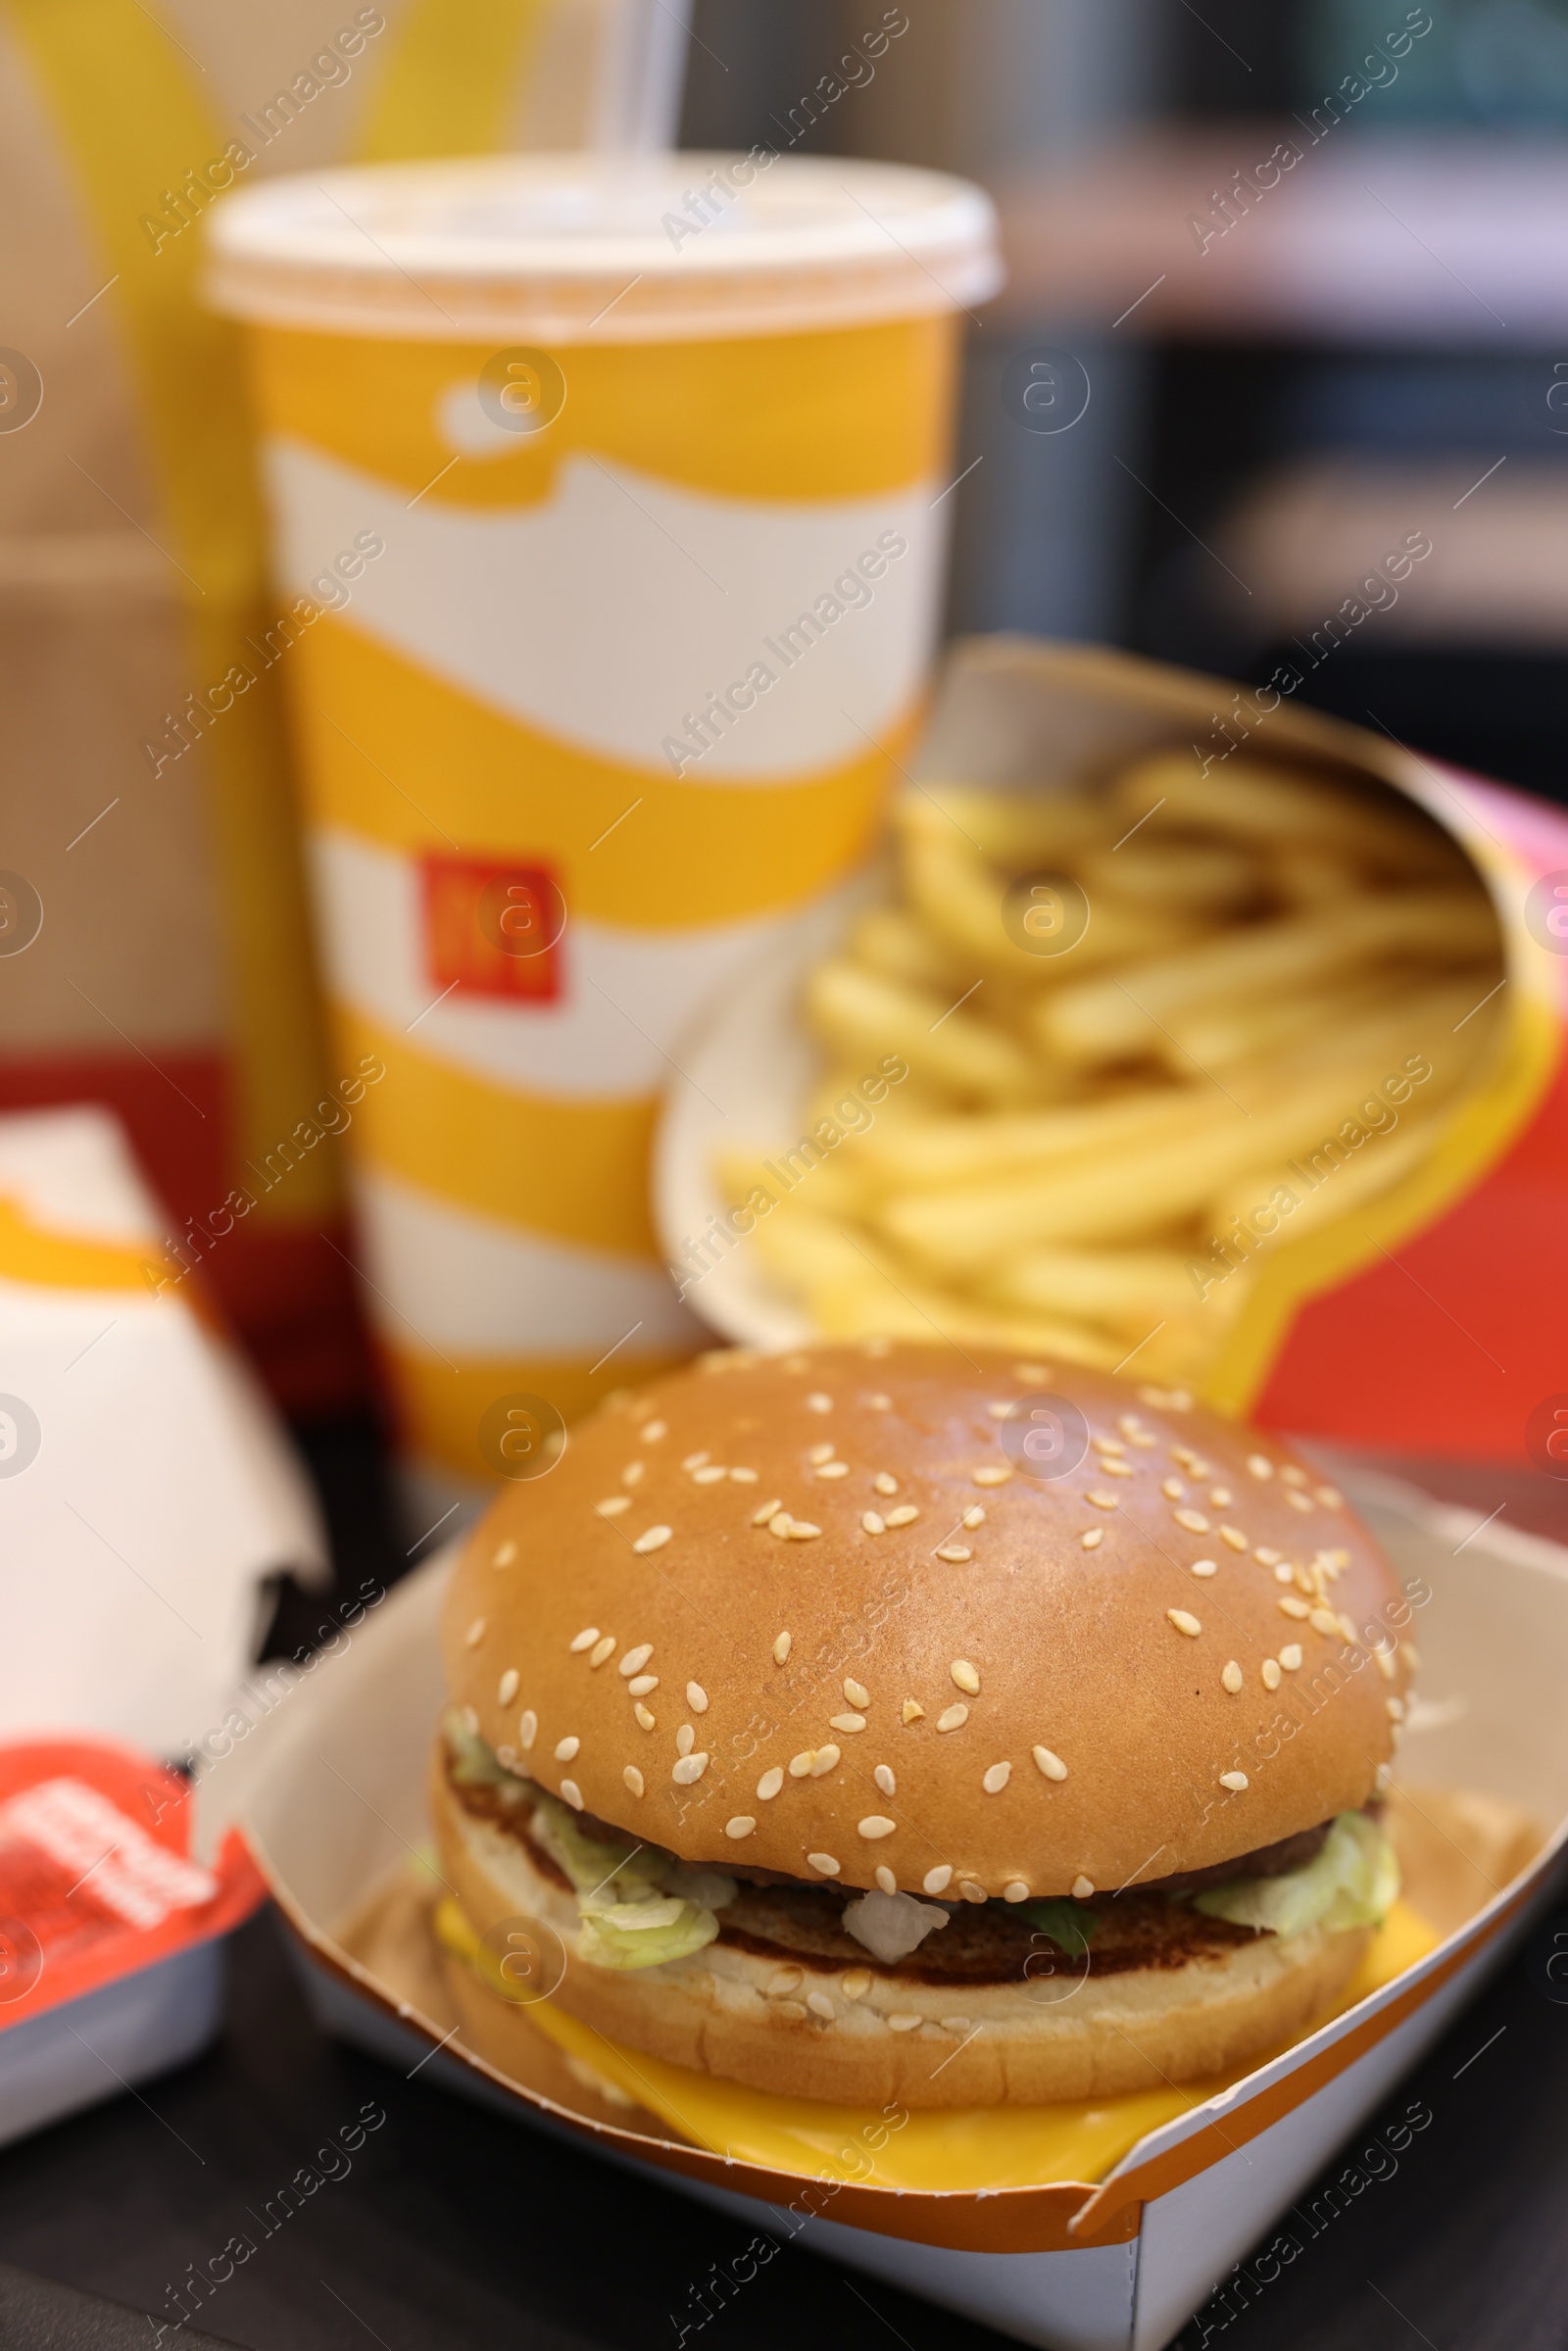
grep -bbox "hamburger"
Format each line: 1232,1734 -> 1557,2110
432,1344 -> 1407,2109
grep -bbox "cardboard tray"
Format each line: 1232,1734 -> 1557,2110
207,1471 -> 1568,2351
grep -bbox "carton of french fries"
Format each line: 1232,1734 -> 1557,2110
690,637 -> 1568,1467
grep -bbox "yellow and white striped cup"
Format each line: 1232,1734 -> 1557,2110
206,152 -> 1000,1498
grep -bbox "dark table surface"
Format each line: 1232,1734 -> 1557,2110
4,1420 -> 1565,2351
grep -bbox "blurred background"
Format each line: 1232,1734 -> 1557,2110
681,0 -> 1568,794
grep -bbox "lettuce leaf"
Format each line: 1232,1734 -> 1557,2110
1193,1812 -> 1399,1939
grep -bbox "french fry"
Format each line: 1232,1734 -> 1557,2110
896,784 -> 1107,865
901,828 -> 1200,981
1201,1111 -> 1449,1250
714,1148 -> 866,1220
851,1085 -> 1216,1188
1036,891 -> 1499,1065
982,1244 -> 1200,1335
845,906 -> 974,994
804,958 -> 1041,1102
1162,971 -> 1407,1073
1113,752 -> 1463,875
1077,838 -> 1260,911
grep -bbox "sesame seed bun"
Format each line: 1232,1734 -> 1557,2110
441,1344 -> 1405,1897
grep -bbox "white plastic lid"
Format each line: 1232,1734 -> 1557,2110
204,151 -> 1003,344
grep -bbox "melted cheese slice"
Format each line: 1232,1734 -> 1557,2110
436,1898 -> 1438,2192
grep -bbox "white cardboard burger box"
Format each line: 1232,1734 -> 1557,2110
204,1466 -> 1568,2351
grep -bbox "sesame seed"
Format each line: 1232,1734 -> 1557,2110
1072,1875 -> 1095,1899
460,1705 -> 478,1735
958,1880 -> 987,1904
623,1766 -> 644,1797
687,1682 -> 708,1712
1339,1611 -> 1359,1644
588,1638 -> 616,1670
499,1668 -> 519,1705
726,1816 -> 757,1839
730,1466 -> 759,1483
676,1725 -> 695,1757
951,1659 -> 980,1693
861,1511 -> 886,1535
902,1699 -> 924,1725
555,1736 -> 579,1761
1174,1508 -> 1209,1534
858,1816 -> 897,1839
767,1967 -> 803,1997
806,1393 -> 833,1413
936,1544 -> 972,1563
1309,1606 -> 1341,1636
1092,1435 -> 1126,1455
773,1631 -> 791,1664
874,1764 -> 897,1796
1221,1660 -> 1244,1693
1015,1362 -> 1052,1382
786,1520 -> 822,1541
986,1401 -> 1011,1420
752,1497 -> 783,1525
1254,1545 -> 1283,1566
1374,1646 -> 1396,1682
874,1867 -> 897,1896
1286,1490 -> 1313,1513
622,1461 -> 645,1486
1279,1595 -> 1311,1619
634,1525 -> 671,1554
693,1465 -> 728,1485
1081,1528 -> 1104,1549
1190,1558 -> 1218,1579
1262,1658 -> 1283,1690
815,1461 -> 850,1481
773,2000 -> 808,2021
682,1449 -> 710,1471
641,1420 -> 666,1443
1162,1477 -> 1185,1500
807,1853 -> 841,1876
493,1540 -> 517,1566
1274,1563 -> 1296,1585
829,1713 -> 867,1734
758,1767 -> 783,1799
1247,1454 -> 1274,1480
1219,1526 -> 1249,1552
808,1441 -> 835,1465
1032,1745 -> 1067,1781
496,1745 -> 517,1770
1088,1490 -> 1119,1510
1376,1761 -> 1394,1791
1315,1485 -> 1344,1508
788,1751 -> 814,1778
619,1644 -> 653,1677
972,1464 -> 1011,1485
560,1779 -> 584,1809
1209,1487 -> 1233,1508
982,1762 -> 1011,1794
845,1678 -> 870,1708
671,1753 -> 709,1786
1219,1771 -> 1249,1792
1004,1884 -> 1029,1904
807,1991 -> 836,2020
936,1704 -> 969,1733
923,1865 -> 954,1894
634,1703 -> 657,1731
962,1505 -> 986,1529
873,1471 -> 899,1495
628,1674 -> 659,1696
1280,1643 -> 1303,1670
1168,1608 -> 1202,1637
465,1618 -> 486,1647
1099,1457 -> 1134,1478
1280,1464 -> 1307,1486
888,2014 -> 922,2032
885,1505 -> 919,1527
809,1745 -> 841,1777
596,1496 -> 631,1517
867,1394 -> 893,1410
519,1710 -> 538,1749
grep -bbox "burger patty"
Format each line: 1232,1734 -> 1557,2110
448,1762 -> 1286,1983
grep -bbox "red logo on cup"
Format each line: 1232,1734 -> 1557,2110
420,856 -> 565,1003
